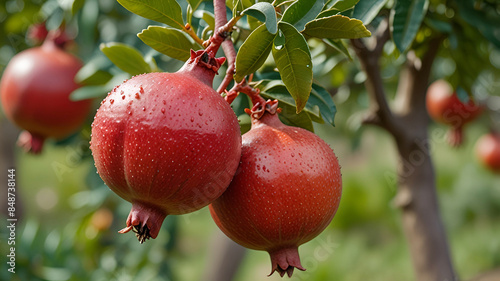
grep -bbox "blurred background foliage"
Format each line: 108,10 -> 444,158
1,0 -> 500,280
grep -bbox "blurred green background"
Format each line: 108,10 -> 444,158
1,0 -> 500,280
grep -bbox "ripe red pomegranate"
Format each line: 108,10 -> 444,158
0,31 -> 91,153
475,132 -> 500,173
426,79 -> 482,146
90,49 -> 242,243
209,100 -> 342,277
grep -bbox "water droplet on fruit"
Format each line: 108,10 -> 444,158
162,100 -> 166,105
135,93 -> 140,99
161,108 -> 165,114
198,111 -> 203,116
190,117 -> 194,122
139,86 -> 144,94
291,153 -> 295,157
122,95 -> 126,100
110,99 -> 114,104
142,107 -> 146,111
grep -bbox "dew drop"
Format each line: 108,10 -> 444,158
198,111 -> 203,116
190,117 -> 194,122
142,107 -> 146,111
162,100 -> 167,105
122,95 -> 126,100
161,108 -> 166,114
135,93 -> 140,99
110,99 -> 114,104
139,86 -> 144,94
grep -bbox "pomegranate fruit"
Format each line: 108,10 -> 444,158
0,32 -> 91,153
90,49 -> 242,243
475,132 -> 500,173
209,100 -> 342,277
426,79 -> 482,146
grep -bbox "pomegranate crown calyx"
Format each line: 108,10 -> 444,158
188,49 -> 226,74
245,99 -> 281,120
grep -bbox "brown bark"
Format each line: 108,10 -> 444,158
351,19 -> 456,281
201,230 -> 246,281
0,117 -> 22,219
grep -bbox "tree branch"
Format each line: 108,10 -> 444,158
213,0 -> 239,94
350,18 -> 400,137
395,35 -> 445,117
217,40 -> 236,94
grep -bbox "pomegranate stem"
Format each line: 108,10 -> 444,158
183,23 -> 204,46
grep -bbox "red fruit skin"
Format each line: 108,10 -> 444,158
426,80 -> 482,146
209,104 -> 342,277
0,40 -> 91,152
90,70 -> 241,240
476,133 -> 500,173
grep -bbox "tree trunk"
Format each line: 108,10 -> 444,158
201,230 -> 246,281
352,28 -> 456,280
0,117 -> 22,218
395,135 -> 456,281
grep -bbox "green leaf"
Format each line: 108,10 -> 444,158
272,22 -> 313,113
70,74 -> 130,101
456,0 -> 500,48
247,14 -> 262,30
71,0 -> 85,15
281,0 -> 325,32
277,102 -> 315,132
117,0 -> 184,29
317,7 -> 342,19
256,80 -> 337,126
243,2 -> 278,34
303,15 -> 371,39
324,38 -> 352,60
187,0 -> 203,11
331,0 -> 360,12
100,43 -> 152,76
75,56 -> 113,86
310,83 -> 337,126
230,0 -> 253,16
201,11 -> 215,29
424,17 -> 452,34
235,24 -> 275,82
352,0 -> 386,25
260,89 -> 315,131
258,81 -> 322,123
138,26 -> 200,61
391,0 -> 429,53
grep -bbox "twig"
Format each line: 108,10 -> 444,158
225,79 -> 266,106
184,23 -> 205,46
350,17 -> 397,135
212,0 -> 242,94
